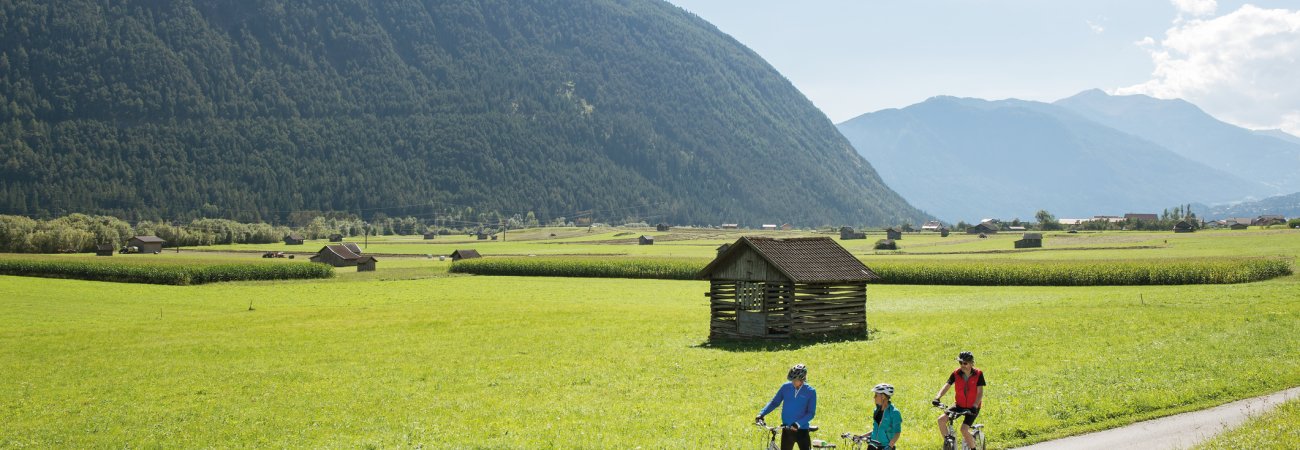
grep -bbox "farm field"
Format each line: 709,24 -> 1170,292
2,242 -> 1300,447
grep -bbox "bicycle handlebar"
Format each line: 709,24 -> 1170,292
754,418 -> 819,432
933,403 -> 976,416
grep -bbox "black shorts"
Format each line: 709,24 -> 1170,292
950,407 -> 980,426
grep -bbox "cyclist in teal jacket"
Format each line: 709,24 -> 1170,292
869,383 -> 902,450
756,364 -> 817,450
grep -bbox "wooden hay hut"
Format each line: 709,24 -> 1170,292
284,234 -> 305,245
885,228 -> 903,240
656,223 -> 671,232
343,242 -> 363,255
1229,222 -> 1249,230
874,239 -> 897,250
477,232 -> 489,240
1014,233 -> 1043,249
310,245 -> 363,267
450,249 -> 481,261
95,244 -> 114,256
699,237 -> 880,340
328,234 -> 344,242
967,222 -> 998,234
127,236 -> 165,254
940,227 -> 951,237
781,223 -> 793,231
639,235 -> 654,245
839,226 -> 866,240
1173,220 -> 1195,233
423,232 -> 437,240
356,256 -> 378,272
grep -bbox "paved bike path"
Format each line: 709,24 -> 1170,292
1014,386 -> 1300,450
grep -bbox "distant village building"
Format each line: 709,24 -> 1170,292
840,226 -> 866,240
656,223 -> 671,232
1094,215 -> 1125,223
721,223 -> 740,230
761,224 -> 778,231
1014,233 -> 1043,249
1173,220 -> 1195,233
284,234 -> 305,245
95,244 -> 114,256
1124,213 -> 1159,222
780,223 -> 793,231
127,236 -> 165,253
310,245 -> 366,267
699,237 -> 879,340
639,235 -> 654,245
450,249 -> 481,261
922,221 -> 942,231
1253,215 -> 1286,226
885,228 -> 903,240
1058,219 -> 1087,226
1007,226 -> 1027,232
874,239 -> 897,250
1230,222 -> 1249,230
328,234 -> 344,242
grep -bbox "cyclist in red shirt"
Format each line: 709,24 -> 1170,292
932,351 -> 985,449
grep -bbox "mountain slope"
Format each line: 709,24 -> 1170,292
836,96 -> 1269,222
1055,90 -> 1300,194
1205,192 -> 1300,219
0,0 -> 925,226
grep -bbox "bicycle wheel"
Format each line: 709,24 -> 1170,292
942,438 -> 956,450
974,430 -> 986,450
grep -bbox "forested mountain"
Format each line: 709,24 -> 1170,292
0,0 -> 925,226
1055,90 -> 1300,194
1204,192 -> 1300,220
836,96 -> 1270,222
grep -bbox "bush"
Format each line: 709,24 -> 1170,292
0,257 -> 334,285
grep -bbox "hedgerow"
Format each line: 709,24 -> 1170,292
450,256 -> 1293,285
0,257 -> 334,285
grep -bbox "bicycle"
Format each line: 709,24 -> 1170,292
934,403 -> 986,450
754,418 -> 836,449
837,432 -> 887,450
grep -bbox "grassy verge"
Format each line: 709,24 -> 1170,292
0,256 -> 334,285
1197,397 -> 1300,449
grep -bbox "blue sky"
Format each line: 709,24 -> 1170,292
666,1 -> 1300,134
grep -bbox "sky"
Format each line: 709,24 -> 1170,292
665,0 -> 1300,135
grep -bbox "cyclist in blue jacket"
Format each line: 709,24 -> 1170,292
756,364 -> 817,450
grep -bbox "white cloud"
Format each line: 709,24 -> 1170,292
1171,0 -> 1217,18
1086,19 -> 1105,34
1117,5 -> 1300,135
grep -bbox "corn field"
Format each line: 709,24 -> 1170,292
450,256 -> 1293,286
0,257 -> 335,285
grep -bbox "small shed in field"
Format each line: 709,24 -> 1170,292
450,249 -> 481,261
885,228 -> 903,240
343,242 -> 363,255
762,224 -> 778,231
328,234 -> 344,242
310,245 -> 363,267
356,256 -> 378,272
840,226 -> 866,240
1230,222 -> 1249,230
477,232 -> 489,240
874,239 -> 897,250
423,232 -> 437,240
1173,220 -> 1195,233
639,235 -> 654,245
967,222 -> 998,234
656,223 -> 671,232
940,227 -> 951,237
284,234 -> 305,245
699,237 -> 880,340
127,236 -> 165,253
1014,233 -> 1043,248
95,244 -> 114,256
781,223 -> 793,231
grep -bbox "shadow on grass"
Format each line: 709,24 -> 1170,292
694,330 -> 876,352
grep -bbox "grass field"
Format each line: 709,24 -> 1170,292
1198,397 -> 1300,449
2,228 -> 1298,448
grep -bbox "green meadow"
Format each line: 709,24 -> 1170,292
2,228 -> 1299,448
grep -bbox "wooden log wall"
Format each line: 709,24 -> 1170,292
789,283 -> 867,336
708,280 -> 795,339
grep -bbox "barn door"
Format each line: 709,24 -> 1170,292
735,281 -> 768,337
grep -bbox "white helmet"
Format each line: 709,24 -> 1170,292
872,383 -> 894,397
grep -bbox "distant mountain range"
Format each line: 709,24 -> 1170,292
1203,192 -> 1300,220
837,91 -> 1300,222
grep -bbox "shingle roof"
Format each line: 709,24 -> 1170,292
343,242 -> 362,254
131,235 -> 165,243
319,244 -> 361,260
451,249 -> 481,259
1020,233 -> 1043,240
698,236 -> 880,283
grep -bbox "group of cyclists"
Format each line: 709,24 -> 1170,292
755,351 -> 986,450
